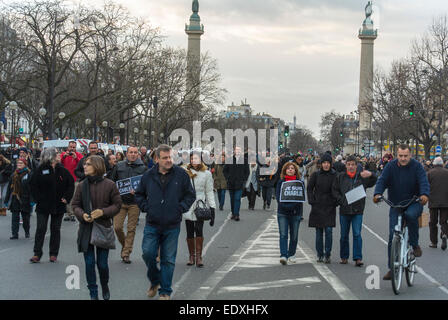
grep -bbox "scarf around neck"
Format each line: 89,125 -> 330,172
284,175 -> 297,181
82,175 -> 104,215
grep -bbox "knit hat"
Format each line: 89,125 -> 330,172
321,153 -> 333,165
19,147 -> 28,153
17,157 -> 28,166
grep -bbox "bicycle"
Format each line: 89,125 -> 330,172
377,196 -> 420,295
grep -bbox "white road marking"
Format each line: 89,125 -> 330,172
217,277 -> 322,294
189,217 -> 276,300
298,242 -> 358,300
172,212 -> 232,297
362,223 -> 448,296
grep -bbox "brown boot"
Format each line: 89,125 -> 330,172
383,270 -> 392,280
195,237 -> 204,267
186,238 -> 195,266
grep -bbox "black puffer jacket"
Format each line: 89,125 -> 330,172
30,163 -> 75,215
307,169 -> 338,228
332,169 -> 377,215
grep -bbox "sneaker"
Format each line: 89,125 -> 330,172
29,256 -> 40,263
147,284 -> 160,298
280,257 -> 287,265
230,215 -> 235,220
355,259 -> 364,267
317,256 -> 324,263
287,256 -> 296,264
25,233 -> 30,238
49,256 -> 57,263
234,216 -> 240,221
324,256 -> 331,264
383,270 -> 392,280
10,235 -> 18,240
63,216 -> 70,221
413,245 -> 422,257
429,243 -> 437,248
219,206 -> 223,211
340,259 -> 348,264
442,236 -> 447,251
159,294 -> 170,300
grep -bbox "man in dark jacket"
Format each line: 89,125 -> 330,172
136,145 -> 195,300
110,146 -> 148,264
374,144 -> 430,280
74,141 -> 109,181
332,155 -> 377,266
427,157 -> 448,250
223,147 -> 249,221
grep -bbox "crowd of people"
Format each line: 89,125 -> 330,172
0,142 -> 447,299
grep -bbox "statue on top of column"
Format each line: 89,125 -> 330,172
192,0 -> 199,14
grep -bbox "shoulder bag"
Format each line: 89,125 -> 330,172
192,177 -> 212,221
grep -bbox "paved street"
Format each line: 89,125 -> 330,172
0,189 -> 447,300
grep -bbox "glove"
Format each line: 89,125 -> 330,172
373,194 -> 381,204
209,208 -> 215,227
90,209 -> 104,220
83,213 -> 93,223
420,195 -> 429,206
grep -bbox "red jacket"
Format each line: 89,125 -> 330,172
61,151 -> 83,181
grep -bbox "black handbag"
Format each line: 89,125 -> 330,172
90,221 -> 116,250
192,178 -> 212,221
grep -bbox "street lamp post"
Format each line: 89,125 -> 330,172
58,112 -> 65,139
85,118 -> 92,140
134,127 -> 139,145
119,122 -> 125,144
9,101 -> 18,148
102,121 -> 108,143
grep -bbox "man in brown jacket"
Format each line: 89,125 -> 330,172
427,157 -> 448,250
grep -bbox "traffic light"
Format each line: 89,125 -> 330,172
409,105 -> 415,117
362,146 -> 365,152
279,143 -> 284,149
284,126 -> 290,137
19,128 -> 23,134
339,131 -> 343,137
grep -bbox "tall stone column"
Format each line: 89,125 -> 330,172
185,0 -> 204,123
358,1 -> 378,154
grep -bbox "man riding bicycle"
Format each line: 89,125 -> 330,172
373,144 -> 430,280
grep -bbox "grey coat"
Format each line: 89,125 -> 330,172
427,166 -> 448,208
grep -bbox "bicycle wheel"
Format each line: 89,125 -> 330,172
390,235 -> 403,295
405,248 -> 416,287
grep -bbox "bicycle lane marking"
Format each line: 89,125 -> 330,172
362,223 -> 448,296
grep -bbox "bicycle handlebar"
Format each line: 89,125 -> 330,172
377,195 -> 420,209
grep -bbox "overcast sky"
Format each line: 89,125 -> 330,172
86,0 -> 447,138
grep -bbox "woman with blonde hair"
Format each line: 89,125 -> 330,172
276,162 -> 304,265
183,152 -> 216,267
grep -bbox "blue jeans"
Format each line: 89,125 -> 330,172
315,227 -> 333,258
229,189 -> 243,216
387,203 -> 422,267
217,189 -> 226,208
142,225 -> 180,296
340,214 -> 363,261
83,244 -> 109,298
277,214 -> 301,258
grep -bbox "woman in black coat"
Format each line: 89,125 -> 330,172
307,153 -> 338,263
29,148 -> 75,263
5,158 -> 33,239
